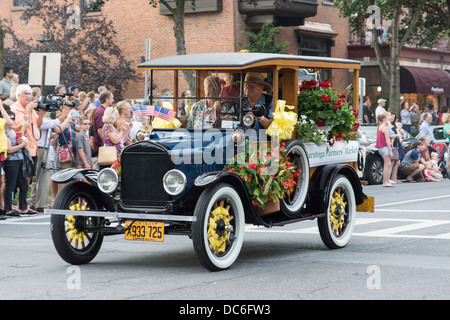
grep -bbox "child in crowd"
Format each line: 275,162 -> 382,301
424,151 -> 443,182
76,116 -> 92,169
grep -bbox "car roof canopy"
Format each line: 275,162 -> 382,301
138,52 -> 361,123
137,52 -> 361,71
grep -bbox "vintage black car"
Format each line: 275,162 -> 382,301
48,53 -> 372,271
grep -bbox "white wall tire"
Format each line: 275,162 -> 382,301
318,174 -> 356,249
192,183 -> 245,271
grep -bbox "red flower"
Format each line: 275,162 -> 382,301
315,118 -> 326,127
248,163 -> 257,169
300,83 -> 310,91
321,94 -> 331,102
319,81 -> 332,88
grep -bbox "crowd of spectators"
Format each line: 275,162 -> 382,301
0,66 -> 139,219
369,93 -> 449,186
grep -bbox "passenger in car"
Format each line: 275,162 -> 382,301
187,75 -> 222,129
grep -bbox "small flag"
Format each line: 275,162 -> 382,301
154,105 -> 176,122
133,105 -> 154,116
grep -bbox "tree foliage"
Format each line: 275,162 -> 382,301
2,0 -> 136,98
334,0 -> 449,114
237,20 -> 289,54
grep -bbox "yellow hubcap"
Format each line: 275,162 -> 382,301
207,200 -> 234,255
65,198 -> 90,249
329,190 -> 347,236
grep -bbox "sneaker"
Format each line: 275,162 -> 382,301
0,215 -> 6,220
19,210 -> 38,217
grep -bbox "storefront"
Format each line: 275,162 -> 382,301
400,66 -> 450,111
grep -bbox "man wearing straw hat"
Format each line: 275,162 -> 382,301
243,72 -> 273,130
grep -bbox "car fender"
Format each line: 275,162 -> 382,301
52,168 -> 98,185
52,169 -> 115,212
308,164 -> 364,214
195,171 -> 270,227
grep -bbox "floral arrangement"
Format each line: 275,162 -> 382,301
223,141 -> 299,211
297,80 -> 359,144
297,115 -> 329,146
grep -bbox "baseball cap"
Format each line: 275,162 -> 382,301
377,98 -> 386,103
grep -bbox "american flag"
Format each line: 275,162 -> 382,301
132,105 -> 154,116
154,105 -> 176,122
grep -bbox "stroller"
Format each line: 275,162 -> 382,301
431,142 -> 449,178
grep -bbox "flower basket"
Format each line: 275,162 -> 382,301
298,80 -> 359,145
256,200 -> 280,216
223,140 -> 299,214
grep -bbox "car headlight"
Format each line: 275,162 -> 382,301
163,169 -> 186,196
98,168 -> 119,194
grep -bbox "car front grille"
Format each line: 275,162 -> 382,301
120,142 -> 174,207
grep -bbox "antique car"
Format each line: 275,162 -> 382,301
48,53 -> 373,271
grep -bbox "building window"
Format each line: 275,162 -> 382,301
84,0 -> 101,12
13,0 -> 32,6
298,36 -> 332,80
298,36 -> 331,57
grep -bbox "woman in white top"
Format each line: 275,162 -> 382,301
399,101 -> 415,133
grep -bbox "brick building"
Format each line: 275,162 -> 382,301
1,0 -> 352,99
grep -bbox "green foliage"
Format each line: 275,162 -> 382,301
237,20 -> 289,54
2,0 -> 136,98
223,140 -> 298,210
298,80 -> 359,143
333,0 -> 449,48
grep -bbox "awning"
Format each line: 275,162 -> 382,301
400,66 -> 450,96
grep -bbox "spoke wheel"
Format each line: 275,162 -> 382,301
318,174 -> 355,249
192,183 -> 244,271
280,140 -> 310,217
51,183 -> 104,265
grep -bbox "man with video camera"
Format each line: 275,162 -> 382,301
28,91 -> 73,212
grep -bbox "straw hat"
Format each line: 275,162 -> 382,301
244,72 -> 272,91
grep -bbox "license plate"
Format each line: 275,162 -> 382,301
125,221 -> 164,242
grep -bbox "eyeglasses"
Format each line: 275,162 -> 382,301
244,83 -> 257,88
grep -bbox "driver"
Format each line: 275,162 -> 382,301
243,72 -> 273,129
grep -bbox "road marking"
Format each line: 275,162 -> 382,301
245,217 -> 450,240
374,209 -> 450,213
375,194 -> 450,208
358,220 -> 450,236
0,214 -> 50,225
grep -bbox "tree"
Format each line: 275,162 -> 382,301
0,16 -> 4,74
2,0 -> 136,98
91,0 -> 287,92
334,0 -> 449,115
237,20 -> 289,53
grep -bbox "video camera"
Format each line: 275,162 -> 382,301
37,93 -> 75,112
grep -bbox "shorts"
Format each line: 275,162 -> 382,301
399,163 -> 424,181
378,146 -> 390,157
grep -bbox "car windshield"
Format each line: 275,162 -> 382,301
360,126 -> 377,144
361,125 -> 413,145
433,126 -> 445,140
145,70 -> 278,130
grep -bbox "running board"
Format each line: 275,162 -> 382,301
46,209 -> 197,222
